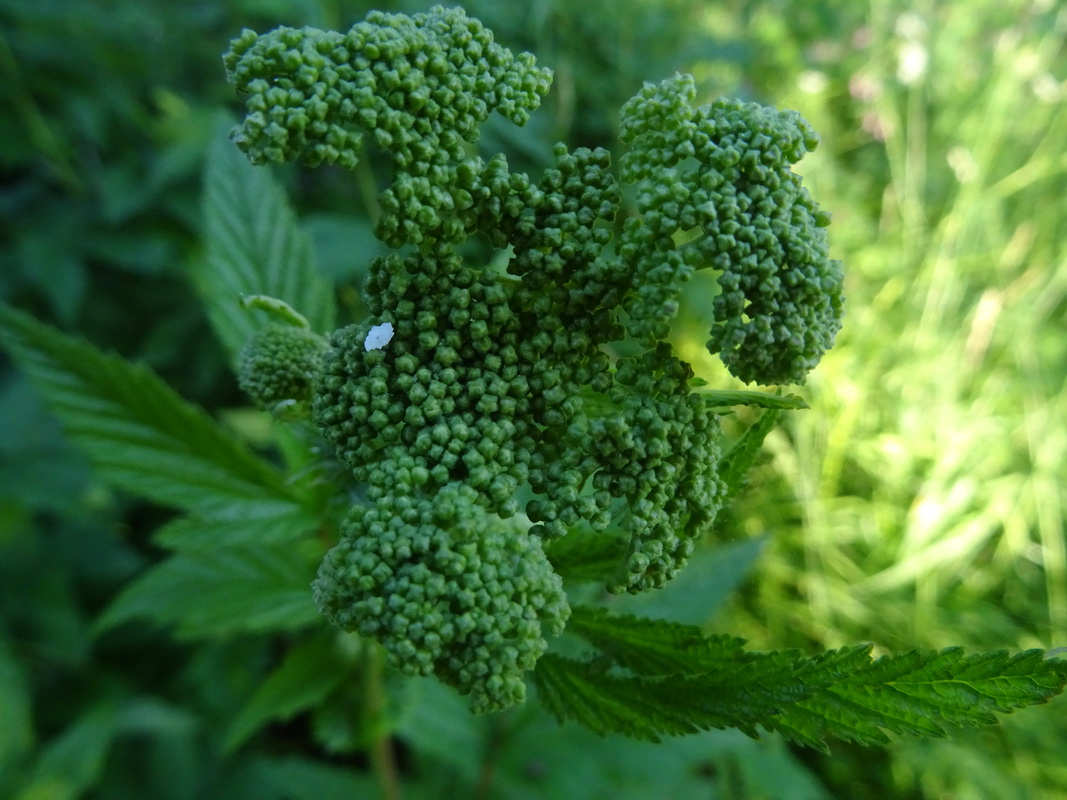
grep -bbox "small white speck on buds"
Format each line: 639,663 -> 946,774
364,322 -> 395,351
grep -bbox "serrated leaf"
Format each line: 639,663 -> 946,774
223,634 -> 349,753
768,648 -> 1067,751
153,500 -> 318,552
94,542 -> 321,638
718,408 -> 781,506
567,606 -> 752,676
532,654 -> 682,742
194,118 -> 336,361
0,303 -> 294,513
538,609 -> 1067,750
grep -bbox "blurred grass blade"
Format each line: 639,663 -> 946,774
0,302 -> 293,513
194,117 -> 336,360
0,633 -> 34,772
14,701 -> 117,800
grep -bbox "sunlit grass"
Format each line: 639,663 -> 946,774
696,0 -> 1067,794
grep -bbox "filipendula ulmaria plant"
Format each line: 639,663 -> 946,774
0,5 -> 1062,752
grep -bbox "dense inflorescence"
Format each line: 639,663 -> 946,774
235,323 -> 329,415
227,7 -> 843,712
223,5 -> 552,247
529,344 -> 726,592
313,483 -> 568,712
313,252 -> 535,519
617,73 -> 844,385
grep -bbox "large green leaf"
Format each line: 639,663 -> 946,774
0,303 -> 294,513
767,647 -> 1067,751
535,608 -> 1067,750
194,119 -> 336,360
94,542 -> 321,639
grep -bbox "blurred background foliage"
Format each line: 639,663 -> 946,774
1,0 -> 1066,797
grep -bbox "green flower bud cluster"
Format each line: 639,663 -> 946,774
223,6 -> 552,247
314,250 -> 536,518
235,323 -> 329,416
228,8 -> 844,712
527,343 -> 725,591
617,73 -> 844,385
313,483 -> 568,713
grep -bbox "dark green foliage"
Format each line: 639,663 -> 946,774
0,303 -> 294,512
534,608 -> 1067,751
1,3 -> 1064,798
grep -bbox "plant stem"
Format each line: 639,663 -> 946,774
364,642 -> 402,800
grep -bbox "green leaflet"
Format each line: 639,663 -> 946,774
0,303 -> 294,513
566,606 -> 753,675
533,607 -> 1067,750
697,389 -> 809,411
152,500 -> 318,552
763,647 -> 1067,750
718,407 -> 782,507
543,527 -> 628,584
94,542 -> 321,638
193,119 -> 336,360
533,654 -> 708,741
223,633 -> 350,753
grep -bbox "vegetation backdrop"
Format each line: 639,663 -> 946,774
1,0 -> 1065,797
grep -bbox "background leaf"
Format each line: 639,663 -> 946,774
0,303 -> 295,514
538,609 -> 1067,751
0,632 -> 34,777
194,117 -> 337,360
223,633 -> 350,753
152,500 -> 318,553
14,701 -> 118,800
94,542 -> 321,638
610,536 -> 766,624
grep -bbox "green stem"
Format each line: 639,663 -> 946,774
364,642 -> 402,800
